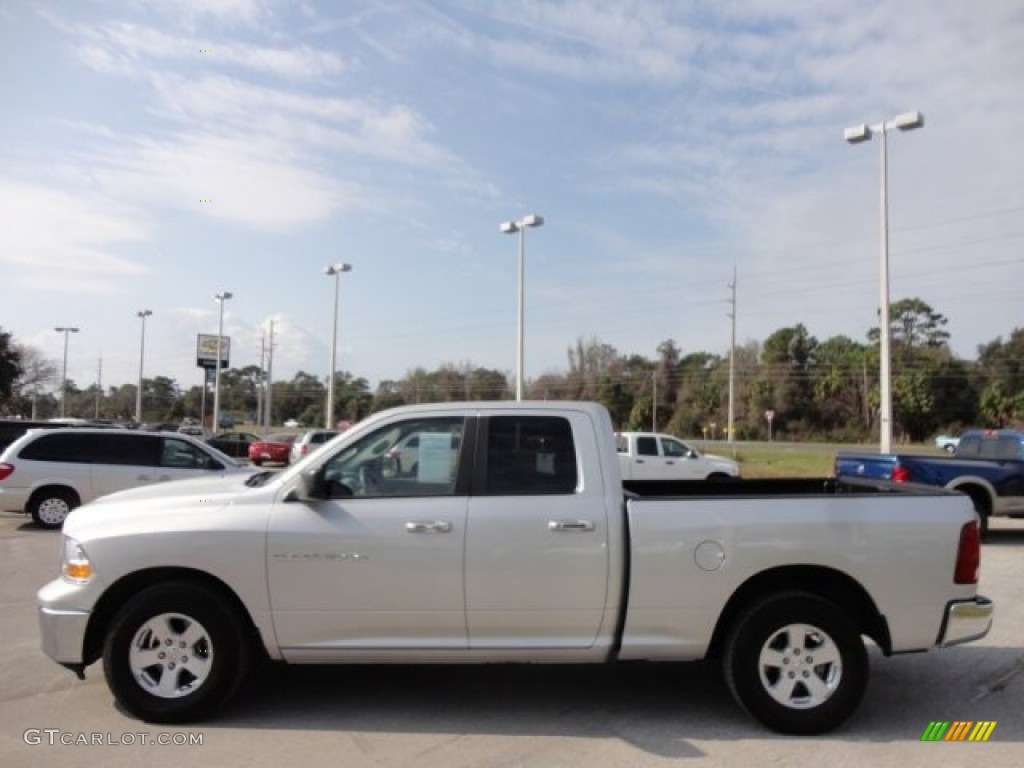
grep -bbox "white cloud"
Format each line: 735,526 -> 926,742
73,20 -> 347,80
93,131 -> 356,231
130,0 -> 279,29
0,181 -> 148,291
148,73 -> 460,170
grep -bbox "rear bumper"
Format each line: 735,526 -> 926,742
938,596 -> 994,647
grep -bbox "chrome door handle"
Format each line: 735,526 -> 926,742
405,521 -> 452,534
636,459 -> 645,463
548,520 -> 595,532
136,475 -> 152,481
665,460 -> 675,465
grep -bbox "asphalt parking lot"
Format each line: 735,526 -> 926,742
1,512 -> 1021,767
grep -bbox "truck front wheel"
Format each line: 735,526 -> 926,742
723,591 -> 867,734
102,582 -> 251,724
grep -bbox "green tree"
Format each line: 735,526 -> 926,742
0,328 -> 24,408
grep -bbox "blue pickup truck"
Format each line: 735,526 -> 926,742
834,429 -> 1024,536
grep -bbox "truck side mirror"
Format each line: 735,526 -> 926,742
297,466 -> 329,500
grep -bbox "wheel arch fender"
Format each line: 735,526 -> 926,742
82,567 -> 267,667
945,476 -> 996,515
706,565 -> 891,659
28,483 -> 81,507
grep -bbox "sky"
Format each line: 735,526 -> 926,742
1,0 -> 1022,397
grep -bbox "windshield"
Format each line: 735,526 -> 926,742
202,441 -> 243,467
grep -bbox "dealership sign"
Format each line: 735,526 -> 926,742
196,334 -> 230,369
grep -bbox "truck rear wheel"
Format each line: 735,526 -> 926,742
723,591 -> 867,734
102,581 -> 250,723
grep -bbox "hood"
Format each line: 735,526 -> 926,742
703,453 -> 740,473
103,469 -> 259,501
63,470 -> 266,538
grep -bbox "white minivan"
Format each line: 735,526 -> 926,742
0,429 -> 252,528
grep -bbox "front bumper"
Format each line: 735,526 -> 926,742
39,606 -> 90,663
938,596 -> 994,647
37,578 -> 93,665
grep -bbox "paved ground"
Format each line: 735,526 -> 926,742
1,511 -> 1021,767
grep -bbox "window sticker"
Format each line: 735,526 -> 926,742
417,433 -> 454,483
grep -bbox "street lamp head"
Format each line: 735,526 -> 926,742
501,215 -> 545,234
214,291 -> 233,302
54,327 -> 80,333
137,309 -> 153,318
844,124 -> 872,144
325,263 -> 352,276
892,111 -> 924,131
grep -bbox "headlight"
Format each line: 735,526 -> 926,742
62,536 -> 93,583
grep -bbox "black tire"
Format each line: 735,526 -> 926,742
102,581 -> 251,724
722,591 -> 868,735
28,487 -> 80,529
252,458 -> 262,466
960,487 -> 992,539
944,444 -> 956,454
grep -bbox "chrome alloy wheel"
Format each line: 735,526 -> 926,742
128,613 -> 214,699
757,622 -> 842,709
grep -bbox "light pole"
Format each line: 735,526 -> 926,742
212,292 -> 232,433
844,111 -> 924,454
324,263 -> 352,429
499,213 -> 544,400
54,327 -> 79,418
136,310 -> 152,423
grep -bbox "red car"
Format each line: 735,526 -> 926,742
248,434 -> 296,466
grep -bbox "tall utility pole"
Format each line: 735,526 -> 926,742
212,291 -> 233,433
844,111 -> 924,453
727,266 -> 737,444
136,309 -> 152,423
324,263 -> 353,429
256,332 -> 265,431
264,320 -> 276,429
54,326 -> 79,418
94,358 -> 102,418
652,371 -> 657,432
499,214 -> 544,400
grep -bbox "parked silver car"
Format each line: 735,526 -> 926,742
290,429 -> 341,463
0,428 -> 251,528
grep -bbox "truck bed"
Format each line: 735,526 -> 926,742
622,476 -> 954,498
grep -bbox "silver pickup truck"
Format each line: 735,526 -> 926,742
37,401 -> 993,734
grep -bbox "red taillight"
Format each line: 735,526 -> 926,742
0,463 -> 13,481
891,463 -> 910,483
954,520 -> 980,584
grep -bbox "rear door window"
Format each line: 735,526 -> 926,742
19,433 -> 97,462
956,435 -> 980,457
636,436 -> 658,456
92,434 -> 159,466
479,416 -> 578,496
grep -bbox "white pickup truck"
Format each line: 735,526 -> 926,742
38,401 -> 993,734
616,431 -> 740,480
